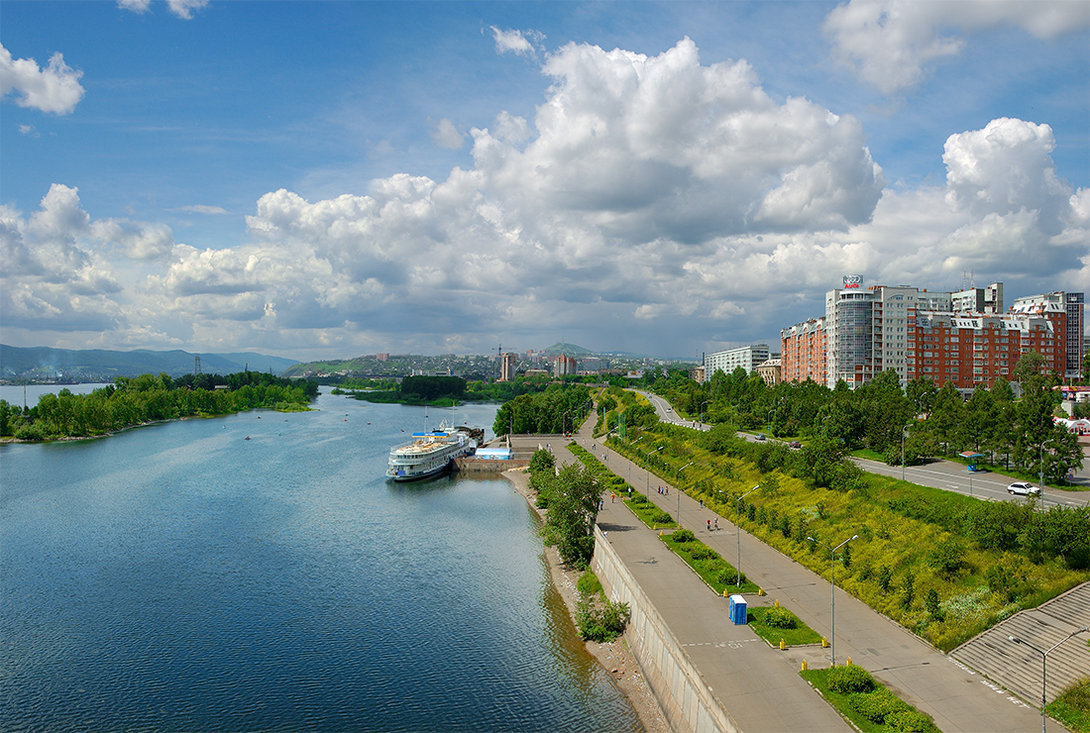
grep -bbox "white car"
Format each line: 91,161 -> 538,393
1007,481 -> 1041,496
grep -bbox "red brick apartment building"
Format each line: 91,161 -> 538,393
906,310 -> 1065,388
780,318 -> 826,384
779,282 -> 1077,390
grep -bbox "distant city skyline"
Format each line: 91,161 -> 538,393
2,1 -> 1088,360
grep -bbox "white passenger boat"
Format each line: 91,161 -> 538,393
385,422 -> 479,481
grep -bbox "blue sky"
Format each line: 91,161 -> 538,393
2,0 -> 1088,360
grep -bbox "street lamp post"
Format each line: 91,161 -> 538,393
901,423 -> 912,482
646,446 -> 664,495
807,533 -> 859,667
735,485 -> 759,587
1039,438 -> 1055,493
1008,627 -> 1089,733
676,462 -> 693,526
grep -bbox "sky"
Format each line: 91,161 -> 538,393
2,0 -> 1088,361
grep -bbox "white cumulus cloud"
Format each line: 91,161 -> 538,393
824,0 -> 1090,94
0,43 -> 85,115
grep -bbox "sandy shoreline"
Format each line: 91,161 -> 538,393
502,467 -> 670,733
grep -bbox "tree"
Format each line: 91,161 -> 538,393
541,464 -> 602,568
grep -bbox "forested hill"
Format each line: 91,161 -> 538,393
1,345 -> 297,381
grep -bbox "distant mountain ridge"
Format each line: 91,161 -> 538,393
0,345 -> 298,381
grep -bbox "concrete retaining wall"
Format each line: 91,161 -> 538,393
592,526 -> 736,733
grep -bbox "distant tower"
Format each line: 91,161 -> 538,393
194,355 -> 202,375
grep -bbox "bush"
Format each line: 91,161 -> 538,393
688,545 -> 720,561
827,663 -> 877,694
763,606 -> 799,629
576,571 -> 602,596
672,529 -> 696,543
887,710 -> 936,732
651,508 -> 674,524
848,688 -> 907,723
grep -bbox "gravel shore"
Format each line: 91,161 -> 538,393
503,467 -> 670,733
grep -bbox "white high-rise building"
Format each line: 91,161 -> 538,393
825,283 -> 917,388
704,344 -> 769,378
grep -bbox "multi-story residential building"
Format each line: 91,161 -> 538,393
1011,291 -> 1084,380
780,318 -> 826,384
552,354 -> 577,378
704,344 -> 770,378
824,284 -> 917,388
499,352 -> 517,382
907,311 -> 1064,388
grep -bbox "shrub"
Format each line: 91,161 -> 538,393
848,688 -> 907,723
718,569 -> 746,586
651,508 -> 674,524
688,545 -> 720,561
827,664 -> 877,694
887,710 -> 936,732
763,606 -> 799,629
672,528 -> 696,543
576,571 -> 602,596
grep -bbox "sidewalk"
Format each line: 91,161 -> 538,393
552,422 -> 1050,732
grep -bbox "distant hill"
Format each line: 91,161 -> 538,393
541,342 -> 594,356
0,345 -> 298,381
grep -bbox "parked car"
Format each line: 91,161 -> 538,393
1007,481 -> 1041,496
755,434 -> 766,441
789,441 -> 802,449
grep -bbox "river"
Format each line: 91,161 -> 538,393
0,388 -> 642,732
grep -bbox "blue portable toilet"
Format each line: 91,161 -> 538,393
728,594 -> 747,625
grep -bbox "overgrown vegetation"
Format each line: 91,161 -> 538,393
574,571 -> 631,642
802,665 -> 939,732
1048,676 -> 1090,733
0,372 -> 318,441
602,419 -> 1089,651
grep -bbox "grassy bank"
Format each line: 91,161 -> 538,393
605,427 -> 1088,651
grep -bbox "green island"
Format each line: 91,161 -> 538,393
802,664 -> 938,732
0,372 -> 319,441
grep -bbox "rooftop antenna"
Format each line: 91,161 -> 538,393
194,355 -> 202,375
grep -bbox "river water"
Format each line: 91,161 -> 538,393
0,389 -> 641,732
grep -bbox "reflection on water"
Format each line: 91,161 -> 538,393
0,391 -> 642,732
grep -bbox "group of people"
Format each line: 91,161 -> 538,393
656,485 -> 669,495
706,518 -> 720,531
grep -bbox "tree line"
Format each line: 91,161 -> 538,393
649,351 -> 1082,484
492,384 -> 593,437
0,372 -> 318,441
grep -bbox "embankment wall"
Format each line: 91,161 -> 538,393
592,525 -> 736,733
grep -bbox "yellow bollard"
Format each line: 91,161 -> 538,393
774,599 -> 780,608
822,637 -> 829,648
723,589 -> 729,597
801,659 -> 808,671
758,587 -> 766,596
846,657 -> 852,666
779,639 -> 786,651
658,529 -> 663,536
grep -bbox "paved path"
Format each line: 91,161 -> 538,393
529,416 -> 1059,732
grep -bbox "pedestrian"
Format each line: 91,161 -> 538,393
707,519 -> 711,531
699,499 -> 704,508
714,518 -> 719,531
611,493 -> 615,503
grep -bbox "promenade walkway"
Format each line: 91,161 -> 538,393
528,417 -> 1057,732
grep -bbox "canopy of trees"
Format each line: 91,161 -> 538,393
493,384 -> 593,436
1,372 -> 318,441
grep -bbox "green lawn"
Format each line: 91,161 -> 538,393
801,666 -> 938,733
661,531 -> 759,594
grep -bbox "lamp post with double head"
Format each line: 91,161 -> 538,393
1039,438 -> 1055,493
646,446 -> 664,495
1008,627 -> 1089,733
676,462 -> 693,526
735,485 -> 759,587
807,533 -> 859,667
